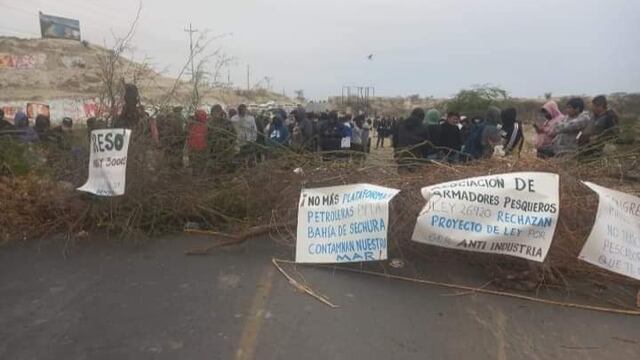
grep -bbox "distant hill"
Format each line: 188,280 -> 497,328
0,37 -> 290,106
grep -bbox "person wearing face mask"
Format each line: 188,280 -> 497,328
534,101 -> 565,158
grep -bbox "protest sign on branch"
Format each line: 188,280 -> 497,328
296,184 -> 400,263
77,129 -> 131,197
579,182 -> 640,280
411,172 -> 560,262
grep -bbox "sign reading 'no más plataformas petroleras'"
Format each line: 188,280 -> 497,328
296,184 -> 400,264
411,172 -> 560,262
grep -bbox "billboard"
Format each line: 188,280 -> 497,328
39,12 -> 81,41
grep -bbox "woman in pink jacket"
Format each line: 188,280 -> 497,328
534,101 -> 565,158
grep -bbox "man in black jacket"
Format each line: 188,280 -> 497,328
579,95 -> 619,156
395,108 -> 428,172
437,111 -> 463,162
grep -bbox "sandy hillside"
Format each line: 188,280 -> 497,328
0,37 -> 290,106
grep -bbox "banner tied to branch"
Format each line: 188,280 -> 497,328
579,182 -> 640,280
296,184 -> 400,264
77,129 -> 131,197
411,172 -> 560,262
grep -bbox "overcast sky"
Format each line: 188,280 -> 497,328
4,0 -> 640,100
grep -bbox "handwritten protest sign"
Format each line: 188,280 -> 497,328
296,184 -> 400,263
77,129 -> 131,196
578,182 -> 640,280
411,172 -> 559,262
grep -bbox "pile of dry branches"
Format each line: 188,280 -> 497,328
1,137 -> 639,306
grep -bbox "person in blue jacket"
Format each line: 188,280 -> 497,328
268,115 -> 290,147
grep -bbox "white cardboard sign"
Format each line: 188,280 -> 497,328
296,183 -> 400,263
77,129 -> 131,196
411,172 -> 560,262
579,182 -> 640,280
340,137 -> 351,149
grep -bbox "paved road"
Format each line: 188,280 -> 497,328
1,236 -> 638,360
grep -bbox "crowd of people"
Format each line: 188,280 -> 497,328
382,95 -> 618,171
0,84 -> 620,176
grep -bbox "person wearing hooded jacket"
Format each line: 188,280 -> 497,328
463,106 -> 502,160
500,108 -> 524,156
534,101 -> 565,158
395,108 -> 428,171
423,109 -> 442,159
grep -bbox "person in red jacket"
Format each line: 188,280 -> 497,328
187,109 -> 209,174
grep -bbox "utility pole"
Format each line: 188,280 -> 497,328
246,64 -> 251,90
184,23 -> 198,82
184,22 -> 199,108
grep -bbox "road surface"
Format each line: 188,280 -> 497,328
1,236 -> 638,360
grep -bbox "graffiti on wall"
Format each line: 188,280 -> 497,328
0,98 -> 102,126
0,53 -> 47,69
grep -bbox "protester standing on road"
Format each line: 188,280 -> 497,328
207,104 -> 236,172
350,115 -> 364,153
395,108 -> 428,171
363,118 -> 372,153
293,109 -> 314,151
375,117 -> 388,149
230,104 -> 258,165
318,111 -> 343,159
267,115 -> 290,148
187,109 -> 209,174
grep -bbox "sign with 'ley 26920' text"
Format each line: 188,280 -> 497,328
296,184 -> 400,263
77,129 -> 131,196
411,172 -> 560,262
